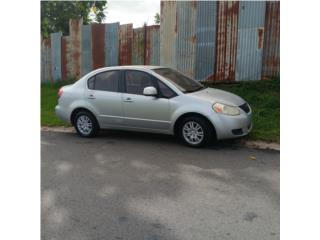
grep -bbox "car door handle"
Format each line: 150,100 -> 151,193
88,94 -> 95,99
124,97 -> 133,102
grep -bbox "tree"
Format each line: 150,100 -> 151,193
154,13 -> 160,24
41,1 -> 107,38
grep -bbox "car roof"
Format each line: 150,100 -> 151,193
80,65 -> 170,83
93,65 -> 166,71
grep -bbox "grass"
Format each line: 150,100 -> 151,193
41,80 -> 74,127
203,78 -> 280,143
41,78 -> 280,142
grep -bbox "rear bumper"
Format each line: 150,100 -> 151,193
55,105 -> 71,124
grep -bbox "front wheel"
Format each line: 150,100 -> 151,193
74,111 -> 99,137
179,116 -> 213,147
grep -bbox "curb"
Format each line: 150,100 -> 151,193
41,126 -> 280,151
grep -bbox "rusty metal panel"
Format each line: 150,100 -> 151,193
236,1 -> 266,81
70,18 -> 82,79
61,37 -> 72,80
132,27 -> 145,65
81,25 -> 92,76
41,37 -> 52,83
175,1 -> 197,78
41,36 -> 44,82
194,0 -> 217,81
119,24 -> 133,65
40,36 -> 45,82
146,25 -> 160,65
65,36 -> 72,79
105,22 -> 120,66
92,23 -> 105,70
150,26 -> 160,65
61,36 -> 68,80
149,25 -> 160,65
50,32 -> 62,81
214,1 -> 239,83
160,0 -> 177,68
262,1 -> 280,79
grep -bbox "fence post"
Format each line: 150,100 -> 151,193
70,18 -> 83,79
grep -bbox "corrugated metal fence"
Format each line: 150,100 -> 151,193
262,1 -> 280,79
41,1 -> 279,83
41,20 -> 160,83
41,37 -> 52,84
160,0 -> 279,82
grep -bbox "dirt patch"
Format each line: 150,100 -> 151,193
41,126 -> 75,133
244,140 -> 280,151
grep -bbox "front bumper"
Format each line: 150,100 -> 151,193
210,111 -> 252,140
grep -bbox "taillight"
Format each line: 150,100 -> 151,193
58,88 -> 63,99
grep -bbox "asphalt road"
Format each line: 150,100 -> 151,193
41,130 -> 279,240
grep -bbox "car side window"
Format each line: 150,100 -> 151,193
87,71 -> 120,92
125,70 -> 156,95
88,76 -> 95,89
158,80 -> 177,98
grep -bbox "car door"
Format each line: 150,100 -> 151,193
86,70 -> 124,127
122,70 -> 172,131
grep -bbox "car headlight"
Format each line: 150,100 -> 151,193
212,102 -> 240,116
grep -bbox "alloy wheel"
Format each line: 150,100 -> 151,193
182,121 -> 204,145
76,115 -> 93,135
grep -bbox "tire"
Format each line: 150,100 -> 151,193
74,111 -> 99,138
178,116 -> 214,148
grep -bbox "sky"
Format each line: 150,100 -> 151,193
102,0 -> 160,28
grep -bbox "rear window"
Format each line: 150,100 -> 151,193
88,71 -> 120,92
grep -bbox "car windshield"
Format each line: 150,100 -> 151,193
153,68 -> 205,93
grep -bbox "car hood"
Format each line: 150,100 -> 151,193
187,87 -> 245,106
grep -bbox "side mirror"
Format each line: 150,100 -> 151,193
143,86 -> 158,97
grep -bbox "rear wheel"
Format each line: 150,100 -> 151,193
74,111 -> 99,137
179,116 -> 213,147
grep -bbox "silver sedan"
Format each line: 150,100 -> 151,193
55,66 -> 252,147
